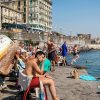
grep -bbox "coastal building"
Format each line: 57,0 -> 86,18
77,34 -> 91,44
2,0 -> 52,32
77,33 -> 91,39
0,3 -> 23,29
2,0 -> 27,23
28,0 -> 52,32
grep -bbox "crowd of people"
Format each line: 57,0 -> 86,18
13,37 -> 80,99
0,36 -> 80,100
15,39 -> 60,100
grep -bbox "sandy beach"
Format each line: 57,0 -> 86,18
0,65 -> 100,100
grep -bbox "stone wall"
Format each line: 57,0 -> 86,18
87,44 -> 100,50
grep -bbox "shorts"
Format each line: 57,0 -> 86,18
48,51 -> 56,61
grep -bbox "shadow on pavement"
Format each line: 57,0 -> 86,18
2,96 -> 15,100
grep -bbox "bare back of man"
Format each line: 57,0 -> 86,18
23,59 -> 43,77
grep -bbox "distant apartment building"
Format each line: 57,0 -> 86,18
1,0 -> 52,32
0,3 -> 23,29
28,0 -> 52,32
4,0 -> 27,23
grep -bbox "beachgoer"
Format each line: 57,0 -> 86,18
28,44 -> 33,52
40,57 -> 51,73
61,41 -> 68,66
22,51 -> 59,100
71,44 -> 80,65
47,38 -> 56,71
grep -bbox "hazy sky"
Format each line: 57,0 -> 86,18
52,0 -> 100,37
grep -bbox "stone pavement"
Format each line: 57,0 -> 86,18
0,66 -> 100,100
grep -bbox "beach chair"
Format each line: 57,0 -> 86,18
12,57 -> 25,78
17,58 -> 25,71
17,71 -> 48,100
23,76 -> 48,100
16,58 -> 41,98
15,71 -> 32,100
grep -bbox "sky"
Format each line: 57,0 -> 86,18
52,0 -> 100,37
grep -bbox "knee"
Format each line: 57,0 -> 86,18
49,79 -> 55,86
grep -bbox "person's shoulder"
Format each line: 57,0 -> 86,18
45,58 -> 50,62
44,58 -> 51,65
27,59 -> 34,65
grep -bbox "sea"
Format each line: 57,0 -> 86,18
67,50 -> 100,78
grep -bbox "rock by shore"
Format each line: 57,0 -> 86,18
0,66 -> 100,100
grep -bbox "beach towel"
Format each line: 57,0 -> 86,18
18,71 -> 32,91
79,74 -> 96,81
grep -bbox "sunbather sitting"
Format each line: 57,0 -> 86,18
22,51 -> 59,100
39,57 -> 51,73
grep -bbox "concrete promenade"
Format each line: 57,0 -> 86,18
0,66 -> 100,100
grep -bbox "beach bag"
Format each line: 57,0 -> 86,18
70,69 -> 79,79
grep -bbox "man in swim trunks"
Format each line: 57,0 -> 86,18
47,38 -> 56,71
23,51 -> 59,100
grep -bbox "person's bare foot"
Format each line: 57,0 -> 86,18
54,96 -> 60,100
51,68 -> 55,72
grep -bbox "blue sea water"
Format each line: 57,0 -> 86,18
67,50 -> 100,78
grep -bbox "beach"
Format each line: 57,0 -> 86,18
0,65 -> 100,100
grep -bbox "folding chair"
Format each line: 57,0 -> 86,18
15,71 -> 32,100
23,76 -> 48,100
17,71 -> 46,100
17,58 -> 25,71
